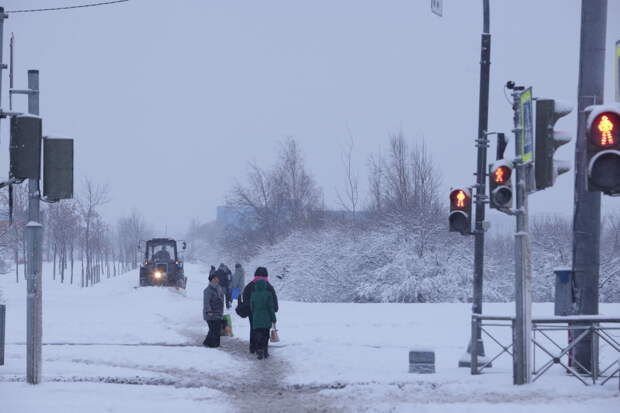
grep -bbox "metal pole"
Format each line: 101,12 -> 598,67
573,0 -> 607,371
9,32 -> 14,110
572,0 -> 607,374
26,69 -> 43,384
512,89 -> 532,385
0,7 -> 5,117
462,0 -> 491,368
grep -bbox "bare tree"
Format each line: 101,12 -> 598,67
227,137 -> 322,253
367,153 -> 384,213
336,133 -> 360,217
117,209 -> 151,272
77,179 -> 110,287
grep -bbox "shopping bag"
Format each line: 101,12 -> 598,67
231,288 -> 241,300
235,296 -> 250,318
270,324 -> 280,343
223,314 -> 234,337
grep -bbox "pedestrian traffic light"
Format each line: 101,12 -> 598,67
449,188 -> 472,235
586,105 -> 620,195
534,99 -> 572,190
489,160 -> 513,210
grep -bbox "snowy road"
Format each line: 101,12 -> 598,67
0,264 -> 618,412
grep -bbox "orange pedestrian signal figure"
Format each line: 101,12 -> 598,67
597,115 -> 615,146
493,166 -> 511,184
495,168 -> 504,183
455,190 -> 466,208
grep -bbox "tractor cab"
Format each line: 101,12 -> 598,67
139,238 -> 187,288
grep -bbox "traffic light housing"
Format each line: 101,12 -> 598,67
489,160 -> 513,210
43,137 -> 74,201
9,114 -> 42,180
586,105 -> 620,195
449,188 -> 472,235
535,99 -> 572,190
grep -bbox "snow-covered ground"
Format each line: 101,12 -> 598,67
0,264 -> 618,412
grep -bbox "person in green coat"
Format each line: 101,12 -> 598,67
250,278 -> 277,359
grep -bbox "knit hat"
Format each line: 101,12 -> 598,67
254,267 -> 268,278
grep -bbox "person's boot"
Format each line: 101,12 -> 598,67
264,349 -> 269,359
256,349 -> 264,360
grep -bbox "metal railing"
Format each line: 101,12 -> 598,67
531,317 -> 620,385
470,315 -> 514,375
470,314 -> 620,386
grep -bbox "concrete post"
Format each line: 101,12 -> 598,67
26,69 -> 42,384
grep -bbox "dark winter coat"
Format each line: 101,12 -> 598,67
250,280 -> 277,329
214,269 -> 231,290
242,278 -> 279,313
203,283 -> 224,321
231,266 -> 245,290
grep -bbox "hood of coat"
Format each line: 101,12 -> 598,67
254,279 -> 268,292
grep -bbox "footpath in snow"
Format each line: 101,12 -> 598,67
0,264 -> 618,412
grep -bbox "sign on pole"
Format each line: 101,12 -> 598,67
431,0 -> 443,17
518,88 -> 534,163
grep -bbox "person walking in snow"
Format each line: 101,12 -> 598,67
242,267 -> 278,354
250,277 -> 277,359
231,263 -> 245,300
203,273 -> 225,348
216,263 -> 233,309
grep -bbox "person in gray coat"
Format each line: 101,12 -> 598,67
203,273 -> 224,348
231,263 -> 245,299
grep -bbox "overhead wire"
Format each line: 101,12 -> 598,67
6,0 -> 129,13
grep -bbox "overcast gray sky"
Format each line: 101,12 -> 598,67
1,0 -> 619,236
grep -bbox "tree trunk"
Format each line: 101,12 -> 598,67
53,243 -> 57,281
70,241 -> 74,285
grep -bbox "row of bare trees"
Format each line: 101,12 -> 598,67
0,179 -> 152,287
205,133 -> 444,261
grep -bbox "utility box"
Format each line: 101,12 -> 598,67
10,115 -> 42,180
0,304 -> 5,366
409,347 -> 435,374
43,137 -> 74,201
554,268 -> 575,316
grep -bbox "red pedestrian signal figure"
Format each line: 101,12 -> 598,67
587,108 -> 620,195
455,190 -> 466,208
596,114 -> 615,147
493,165 -> 510,184
449,188 -> 472,234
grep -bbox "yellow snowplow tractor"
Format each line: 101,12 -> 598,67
139,238 -> 187,288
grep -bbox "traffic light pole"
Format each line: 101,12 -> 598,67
26,69 -> 43,384
511,89 -> 532,385
572,0 -> 607,374
462,0 -> 491,368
